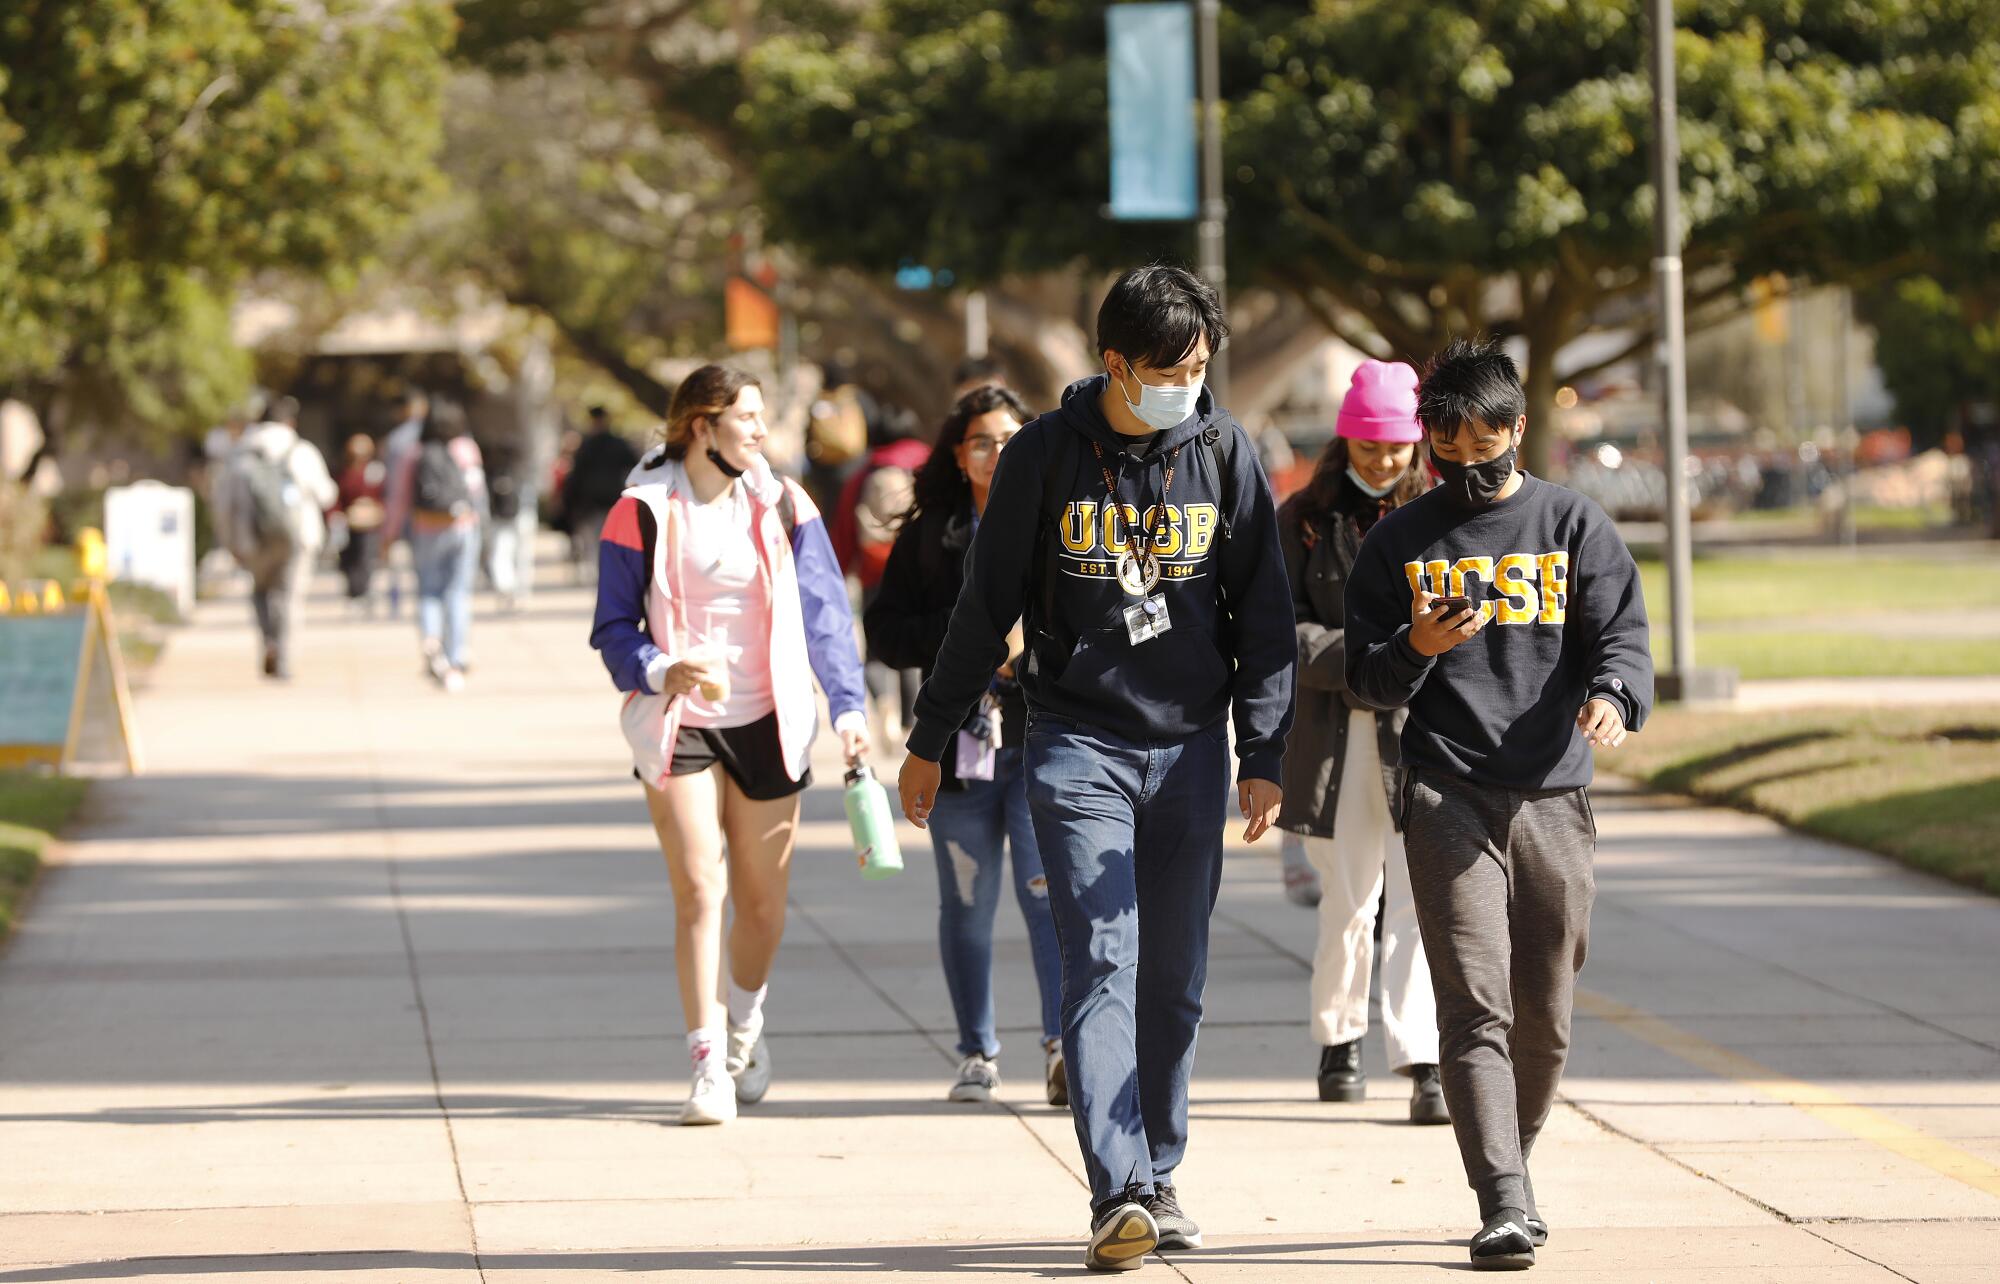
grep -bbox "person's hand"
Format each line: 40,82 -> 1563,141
660,655 -> 721,697
839,727 -> 869,765
1408,591 -> 1484,657
899,754 -> 942,829
1238,778 -> 1282,843
996,622 -> 1027,680
1577,698 -> 1628,749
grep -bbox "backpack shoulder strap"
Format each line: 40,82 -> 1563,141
1202,423 -> 1236,545
777,483 -> 799,543
1032,424 -> 1075,631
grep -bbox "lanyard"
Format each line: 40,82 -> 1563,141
1090,440 -> 1181,559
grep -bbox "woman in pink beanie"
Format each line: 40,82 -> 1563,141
1274,359 -> 1449,1124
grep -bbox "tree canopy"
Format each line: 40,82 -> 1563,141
0,0 -> 454,445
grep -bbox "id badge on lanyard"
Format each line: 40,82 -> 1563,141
1124,593 -> 1172,645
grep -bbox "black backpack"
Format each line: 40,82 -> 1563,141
1029,422 -> 1238,636
413,440 -> 471,516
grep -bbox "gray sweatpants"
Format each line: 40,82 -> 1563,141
1402,767 -> 1596,1220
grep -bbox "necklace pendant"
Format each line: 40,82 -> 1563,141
1116,548 -> 1161,595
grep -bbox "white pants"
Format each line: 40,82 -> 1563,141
1305,708 -> 1440,1072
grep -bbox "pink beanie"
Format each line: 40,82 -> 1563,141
1335,360 -> 1424,443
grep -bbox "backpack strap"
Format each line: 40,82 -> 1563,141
1030,426 -> 1075,636
1202,423 -> 1236,547
777,483 -> 799,544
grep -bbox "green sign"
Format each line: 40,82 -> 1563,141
0,612 -> 89,753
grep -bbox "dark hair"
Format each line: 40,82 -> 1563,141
1283,436 -> 1430,539
1416,338 -> 1526,436
953,354 -> 1009,388
903,384 -> 1034,527
260,395 -> 300,425
1096,263 -> 1229,371
422,400 -> 469,444
663,364 -> 759,460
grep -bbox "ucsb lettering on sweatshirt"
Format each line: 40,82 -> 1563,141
1343,473 -> 1653,790
907,375 -> 1296,783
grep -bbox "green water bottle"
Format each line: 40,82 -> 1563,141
845,762 -> 904,880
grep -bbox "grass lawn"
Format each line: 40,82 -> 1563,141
1723,504 -> 1957,533
1613,705 -> 2000,895
1651,632 -> 2000,679
1632,551 -> 2000,678
1633,553 -> 2000,625
0,772 -> 87,940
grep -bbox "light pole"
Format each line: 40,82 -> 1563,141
1196,0 -> 1229,402
1648,0 -> 1710,701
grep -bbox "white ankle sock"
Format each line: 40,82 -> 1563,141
688,1027 -> 723,1070
726,979 -> 767,1031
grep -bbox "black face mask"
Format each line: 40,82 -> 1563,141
1433,444 -> 1517,507
705,445 -> 745,479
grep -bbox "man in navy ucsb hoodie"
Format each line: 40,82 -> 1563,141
1346,339 -> 1653,1271
897,265 -> 1294,1271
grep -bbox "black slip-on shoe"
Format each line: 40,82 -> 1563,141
1470,1208 -> 1536,1270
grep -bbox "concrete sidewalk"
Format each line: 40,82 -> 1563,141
1,567 -> 1997,1282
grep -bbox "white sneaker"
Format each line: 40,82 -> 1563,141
727,1020 -> 771,1105
680,1063 -> 737,1125
441,668 -> 466,694
948,1054 -> 1000,1103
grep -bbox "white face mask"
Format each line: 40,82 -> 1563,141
1345,465 -> 1396,498
1117,364 -> 1202,432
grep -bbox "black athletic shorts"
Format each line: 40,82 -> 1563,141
660,710 -> 809,801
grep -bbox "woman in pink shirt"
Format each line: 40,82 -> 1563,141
590,365 -> 869,1125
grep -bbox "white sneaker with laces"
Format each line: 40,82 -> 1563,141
948,1054 -> 1000,1103
680,1063 -> 737,1125
727,1020 -> 771,1104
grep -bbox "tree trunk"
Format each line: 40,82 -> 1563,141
1521,336 -> 1560,479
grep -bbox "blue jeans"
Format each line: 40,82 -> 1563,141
925,746 -> 1064,1059
413,525 -> 480,668
1024,714 -> 1230,1212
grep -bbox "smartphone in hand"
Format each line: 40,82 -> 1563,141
1429,595 -> 1475,623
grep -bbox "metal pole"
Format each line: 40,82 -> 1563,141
965,290 -> 990,359
1838,286 -> 1858,547
1649,0 -> 1696,682
1196,0 -> 1230,402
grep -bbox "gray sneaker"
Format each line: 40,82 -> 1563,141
1147,1183 -> 1203,1250
948,1054 -> 999,1103
1085,1200 -> 1157,1272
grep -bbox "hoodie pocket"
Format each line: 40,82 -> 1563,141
1052,627 -> 1230,717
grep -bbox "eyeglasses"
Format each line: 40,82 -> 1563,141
962,435 -> 1012,459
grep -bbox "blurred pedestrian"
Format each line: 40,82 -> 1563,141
383,401 -> 486,692
563,406 -> 641,585
212,396 -> 336,680
896,265 -> 1295,1269
1345,339 -> 1654,1270
802,361 -> 876,514
864,385 -> 1067,1107
589,364 -> 868,1125
828,403 -> 930,748
1276,360 -> 1446,1125
380,388 -> 429,618
332,433 -> 388,612
952,353 -> 1011,400
482,440 -> 536,612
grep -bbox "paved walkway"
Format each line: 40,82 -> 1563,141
2,565 -> 1997,1281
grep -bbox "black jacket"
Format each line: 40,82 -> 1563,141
905,375 -> 1295,783
1277,481 -> 1407,838
864,501 -> 1025,792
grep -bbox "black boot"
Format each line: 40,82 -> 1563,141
1409,1063 -> 1450,1125
1317,1040 -> 1365,1103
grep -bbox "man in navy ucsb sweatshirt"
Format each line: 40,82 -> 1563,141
897,265 -> 1295,1271
1345,339 -> 1654,1271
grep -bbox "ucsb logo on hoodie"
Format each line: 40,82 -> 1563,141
1057,502 -> 1224,583
1403,553 -> 1570,625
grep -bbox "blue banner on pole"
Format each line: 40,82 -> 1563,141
1107,2 -> 1197,221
